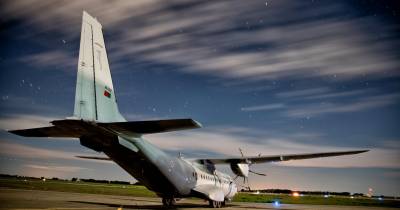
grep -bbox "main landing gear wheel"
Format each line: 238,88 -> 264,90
162,198 -> 176,208
209,200 -> 224,208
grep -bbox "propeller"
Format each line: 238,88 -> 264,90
239,148 -> 267,176
237,148 -> 267,191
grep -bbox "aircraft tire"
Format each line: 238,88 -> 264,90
162,198 -> 175,207
217,201 -> 222,208
209,200 -> 222,208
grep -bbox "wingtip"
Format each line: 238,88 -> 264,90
192,119 -> 203,128
7,129 -> 23,136
352,149 -> 369,154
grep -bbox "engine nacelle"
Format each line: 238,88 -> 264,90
230,163 -> 249,177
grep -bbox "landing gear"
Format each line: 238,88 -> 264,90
209,200 -> 225,208
162,198 -> 176,208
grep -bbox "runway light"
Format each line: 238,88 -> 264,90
273,200 -> 280,207
292,192 -> 300,197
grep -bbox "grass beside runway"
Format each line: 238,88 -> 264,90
233,193 -> 400,207
0,177 -> 156,197
0,177 -> 399,207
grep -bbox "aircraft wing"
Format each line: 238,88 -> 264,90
195,150 -> 368,164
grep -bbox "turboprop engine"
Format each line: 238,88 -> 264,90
230,149 -> 267,190
230,163 -> 249,177
231,148 -> 267,179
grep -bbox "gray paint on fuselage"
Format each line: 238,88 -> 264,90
101,135 -> 197,198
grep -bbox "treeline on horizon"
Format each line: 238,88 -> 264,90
0,174 -> 390,198
0,173 -> 140,185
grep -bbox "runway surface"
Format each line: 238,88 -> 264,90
0,188 -> 397,210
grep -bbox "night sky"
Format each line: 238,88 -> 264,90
0,0 -> 399,196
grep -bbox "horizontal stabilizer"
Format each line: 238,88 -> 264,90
9,126 -> 82,138
9,118 -> 202,138
99,118 -> 202,135
76,155 -> 112,161
9,119 -> 107,138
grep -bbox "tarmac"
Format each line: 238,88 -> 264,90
0,188 -> 398,210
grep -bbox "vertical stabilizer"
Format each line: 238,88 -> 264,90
74,11 -> 125,122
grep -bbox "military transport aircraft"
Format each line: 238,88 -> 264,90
10,11 -> 368,208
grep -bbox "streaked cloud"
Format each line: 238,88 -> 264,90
0,141 -> 83,160
0,114 -> 55,130
19,50 -> 76,73
303,89 -> 375,100
285,93 -> 400,118
241,103 -> 285,112
277,88 -> 330,98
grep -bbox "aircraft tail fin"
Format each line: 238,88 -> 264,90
9,12 -> 204,140
73,11 -> 125,122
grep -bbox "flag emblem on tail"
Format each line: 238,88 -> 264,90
104,86 -> 112,98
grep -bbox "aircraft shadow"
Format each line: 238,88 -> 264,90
69,200 -> 213,209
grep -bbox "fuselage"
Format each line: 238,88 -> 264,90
97,134 -> 237,200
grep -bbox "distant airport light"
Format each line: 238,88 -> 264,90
292,192 -> 300,197
273,200 -> 280,207
378,197 -> 383,201
324,194 -> 329,198
350,196 -> 354,199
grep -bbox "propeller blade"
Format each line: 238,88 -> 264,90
247,176 -> 251,191
239,148 -> 244,157
249,170 -> 267,176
